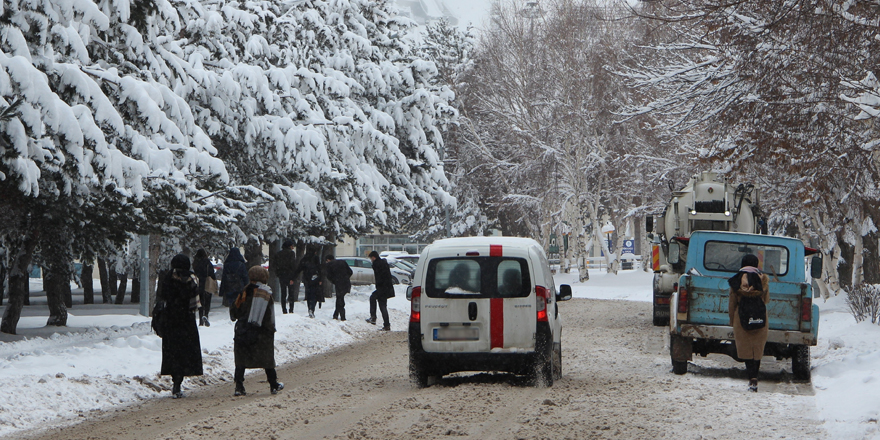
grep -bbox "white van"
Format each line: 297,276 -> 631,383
407,237 -> 572,387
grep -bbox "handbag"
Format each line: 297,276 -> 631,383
205,276 -> 219,295
151,300 -> 167,338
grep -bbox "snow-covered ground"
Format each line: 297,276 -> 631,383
1,269 -> 878,439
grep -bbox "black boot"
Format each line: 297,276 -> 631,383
172,382 -> 183,399
270,382 -> 284,395
234,381 -> 246,396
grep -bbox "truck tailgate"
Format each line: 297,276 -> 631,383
684,275 -> 808,331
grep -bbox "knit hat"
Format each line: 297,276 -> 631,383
170,254 -> 191,270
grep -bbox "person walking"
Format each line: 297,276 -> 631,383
273,241 -> 297,314
158,254 -> 203,398
728,254 -> 770,392
229,266 -> 284,396
295,250 -> 322,318
219,247 -> 249,308
366,251 -> 394,331
192,249 -> 216,327
324,255 -> 353,321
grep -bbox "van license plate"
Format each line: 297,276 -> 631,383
433,327 -> 479,341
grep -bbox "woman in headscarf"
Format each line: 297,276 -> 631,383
230,265 -> 283,396
295,250 -> 323,318
728,254 -> 770,392
192,248 -> 216,327
158,254 -> 204,398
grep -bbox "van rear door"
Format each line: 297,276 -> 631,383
420,254 -> 535,353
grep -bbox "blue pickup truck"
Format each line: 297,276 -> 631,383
668,231 -> 821,381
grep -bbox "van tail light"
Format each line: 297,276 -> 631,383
677,284 -> 688,314
801,297 -> 811,322
410,286 -> 421,323
536,285 -> 549,322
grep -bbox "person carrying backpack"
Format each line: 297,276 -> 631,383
727,254 -> 770,392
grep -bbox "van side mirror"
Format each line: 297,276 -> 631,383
667,243 -> 680,264
557,284 -> 572,301
406,285 -> 414,301
810,256 -> 823,279
646,215 -> 654,233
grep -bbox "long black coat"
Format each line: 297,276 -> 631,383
159,270 -> 203,377
325,259 -> 353,294
372,258 -> 395,299
273,248 -> 297,279
192,255 -> 215,294
220,249 -> 249,301
230,283 -> 276,369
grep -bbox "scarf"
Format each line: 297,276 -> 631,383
235,283 -> 273,327
728,266 -> 763,291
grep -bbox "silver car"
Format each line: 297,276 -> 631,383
338,257 -> 411,285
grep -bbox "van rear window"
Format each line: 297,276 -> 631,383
425,257 -> 531,298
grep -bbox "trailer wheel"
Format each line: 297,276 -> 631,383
791,345 -> 811,382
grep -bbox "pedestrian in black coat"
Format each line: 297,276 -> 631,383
229,266 -> 283,396
158,254 -> 203,398
324,255 -> 353,321
273,240 -> 297,314
192,248 -> 216,327
219,248 -> 249,307
295,251 -> 322,318
366,251 -> 395,330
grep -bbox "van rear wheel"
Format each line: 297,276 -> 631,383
409,360 -> 429,388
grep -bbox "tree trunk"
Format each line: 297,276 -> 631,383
131,277 -> 140,304
115,273 -> 127,304
1,231 -> 39,335
82,262 -> 94,304
244,238 -> 263,269
852,229 -> 865,287
97,258 -> 111,303
44,267 -> 69,327
268,239 -> 281,302
837,236 -> 853,291
863,230 -> 880,284
108,264 -> 119,300
0,251 -> 6,306
148,235 -> 161,312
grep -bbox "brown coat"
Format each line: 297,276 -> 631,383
728,273 -> 770,360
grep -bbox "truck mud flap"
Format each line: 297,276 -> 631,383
670,335 -> 692,362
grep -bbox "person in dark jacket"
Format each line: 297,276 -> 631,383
219,247 -> 249,307
366,251 -> 395,331
192,249 -> 216,327
273,240 -> 298,314
295,250 -> 322,318
230,266 -> 284,396
158,254 -> 204,398
324,255 -> 353,321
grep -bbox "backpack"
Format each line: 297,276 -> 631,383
739,295 -> 766,330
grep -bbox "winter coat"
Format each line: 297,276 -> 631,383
192,255 -> 215,295
325,259 -> 353,294
296,256 -> 323,288
372,258 -> 395,299
158,270 -> 204,377
230,283 -> 276,369
220,249 -> 249,302
273,248 -> 297,279
728,273 -> 770,360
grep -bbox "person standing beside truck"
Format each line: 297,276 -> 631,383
728,254 -> 770,392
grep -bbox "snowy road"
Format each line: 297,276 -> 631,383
20,298 -> 825,440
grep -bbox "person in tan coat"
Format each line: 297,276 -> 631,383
728,254 -> 770,392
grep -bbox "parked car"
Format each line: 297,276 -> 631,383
387,258 -> 416,277
407,237 -> 572,387
337,256 -> 411,285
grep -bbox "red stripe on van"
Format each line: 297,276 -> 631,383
490,298 -> 504,348
490,244 -> 502,257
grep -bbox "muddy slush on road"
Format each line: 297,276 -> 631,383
23,299 -> 823,440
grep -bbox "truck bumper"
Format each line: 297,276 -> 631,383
679,324 -> 818,346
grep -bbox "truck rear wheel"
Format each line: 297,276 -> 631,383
672,360 -> 688,375
791,345 -> 811,381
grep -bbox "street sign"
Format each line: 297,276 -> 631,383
623,239 -> 635,255
549,234 -> 559,253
